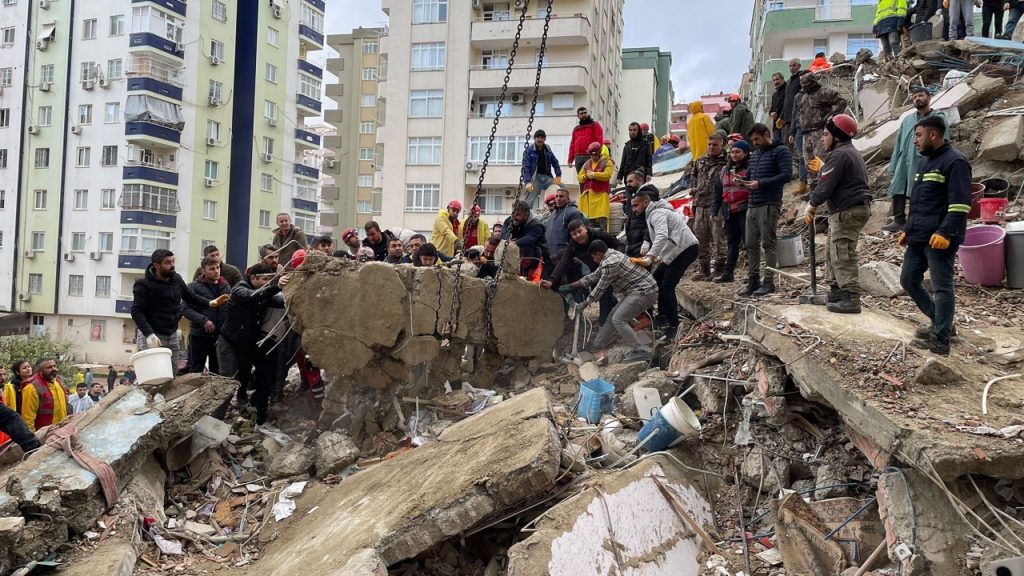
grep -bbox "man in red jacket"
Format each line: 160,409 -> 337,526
568,107 -> 604,173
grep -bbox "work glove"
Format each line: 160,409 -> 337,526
629,256 -> 653,267
525,183 -> 534,193
929,233 -> 951,250
557,284 -> 573,295
898,232 -> 907,247
554,177 -> 561,186
807,156 -> 824,173
145,334 -> 162,349
803,204 -> 816,226
209,294 -> 230,308
775,119 -> 785,129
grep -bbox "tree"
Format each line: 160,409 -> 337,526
0,335 -> 78,383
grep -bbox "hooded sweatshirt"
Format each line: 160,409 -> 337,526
545,200 -> 585,258
687,101 -> 717,160
617,131 -> 653,181
644,199 -> 699,265
431,209 -> 459,257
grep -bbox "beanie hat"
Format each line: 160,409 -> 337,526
534,129 -> 546,139
731,140 -> 750,154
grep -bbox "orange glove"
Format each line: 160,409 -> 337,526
929,234 -> 950,250
898,232 -> 907,247
807,156 -> 824,173
804,205 -> 816,226
775,119 -> 785,129
629,256 -> 652,267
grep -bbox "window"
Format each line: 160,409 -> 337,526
300,4 -> 324,33
212,0 -> 227,22
407,137 -> 442,165
467,136 -> 525,165
40,64 -> 54,84
0,149 -> 6,169
101,146 -> 117,167
267,26 -> 279,47
81,62 -> 98,82
202,199 -> 217,220
68,275 -> 84,296
0,109 -> 8,128
98,232 -> 113,251
119,184 -> 179,213
100,189 -> 116,210
411,42 -> 446,71
34,148 -> 49,168
28,274 -> 43,294
260,173 -> 273,192
409,89 -> 443,118
38,106 -> 52,126
79,104 -> 93,125
359,147 -> 374,161
105,102 -> 120,123
109,14 -> 125,36
361,94 -> 376,107
95,276 -> 111,298
265,63 -> 278,83
357,201 -> 372,214
359,121 -> 375,134
483,2 -> 511,20
258,210 -> 271,228
207,119 -> 220,141
362,41 -> 378,54
107,58 -> 123,79
482,50 -> 510,70
0,68 -> 11,87
90,319 -> 106,341
264,100 -> 277,120
119,227 -> 171,253
209,80 -> 223,102
361,67 -> 378,81
475,97 -> 509,118
1,27 -> 13,45
413,0 -> 447,23
262,136 -> 274,156
478,190 -> 504,214
76,147 -> 91,167
74,189 -> 88,210
767,1 -> 784,9
71,232 -> 86,251
406,184 -> 440,212
33,189 -> 45,209
31,231 -> 44,250
204,160 -> 219,180
299,74 -> 321,99
210,39 -> 224,62
82,19 -> 97,40
294,212 -> 316,235
847,34 -> 878,57
358,174 -> 373,187
294,178 -> 317,201
131,6 -> 183,42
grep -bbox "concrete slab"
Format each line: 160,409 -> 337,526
254,388 -> 561,576
506,457 -> 714,576
57,537 -> 137,576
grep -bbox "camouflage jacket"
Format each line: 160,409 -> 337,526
797,86 -> 847,132
690,152 -> 728,208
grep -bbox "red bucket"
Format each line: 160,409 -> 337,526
979,197 -> 1008,223
968,183 -> 985,219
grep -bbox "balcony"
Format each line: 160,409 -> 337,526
298,58 -> 323,79
463,165 -> 524,187
129,33 -> 183,59
293,198 -> 318,212
295,128 -> 321,148
469,63 -> 589,93
126,77 -> 183,101
131,0 -> 187,17
296,93 -> 322,116
117,254 -> 152,270
294,164 -> 319,179
115,299 -> 133,314
299,25 -> 324,50
127,55 -> 184,89
471,14 -> 591,50
762,2 -> 875,36
125,121 -> 181,146
302,0 -> 326,10
120,211 -> 177,228
122,162 -> 179,186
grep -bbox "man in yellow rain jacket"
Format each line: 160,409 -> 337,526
687,100 -> 717,160
577,142 -> 613,231
431,200 -> 462,257
21,358 -> 68,433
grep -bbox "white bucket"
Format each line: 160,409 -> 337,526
663,397 -> 701,447
130,347 -> 174,385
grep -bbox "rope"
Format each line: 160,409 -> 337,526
44,423 -> 119,507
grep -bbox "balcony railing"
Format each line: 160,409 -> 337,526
127,56 -> 185,87
815,1 -> 852,21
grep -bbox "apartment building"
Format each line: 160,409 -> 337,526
617,47 -> 673,142
0,0 -> 325,363
322,27 -> 387,233
363,0 -> 623,237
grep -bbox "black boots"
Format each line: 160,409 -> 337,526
881,195 -> 907,233
737,277 -> 761,296
827,284 -> 841,304
713,269 -> 735,283
826,290 -> 862,314
696,261 -> 713,281
751,280 -> 776,297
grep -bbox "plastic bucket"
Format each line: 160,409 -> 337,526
910,22 -> 932,42
777,235 -> 805,267
637,397 -> 702,452
968,183 -> 986,219
577,379 -> 615,424
980,197 -> 1008,224
958,225 -> 1007,286
130,347 -> 174,385
1006,222 -> 1024,289
982,178 -> 1010,198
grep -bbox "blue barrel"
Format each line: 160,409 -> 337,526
577,379 -> 615,424
637,409 -> 682,452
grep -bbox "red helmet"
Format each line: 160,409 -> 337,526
448,200 -> 463,211
828,114 -> 858,138
587,142 -> 602,153
727,92 -> 742,102
640,122 -> 650,131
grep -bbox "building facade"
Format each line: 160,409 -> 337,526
358,0 -> 624,237
0,0 -> 324,364
618,47 -> 672,141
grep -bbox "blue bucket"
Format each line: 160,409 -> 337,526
637,397 -> 701,452
577,379 -> 615,424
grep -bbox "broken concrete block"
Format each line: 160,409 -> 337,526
506,457 -> 714,576
741,447 -> 790,495
878,468 -> 967,576
978,116 -> 1024,162
620,375 -> 676,420
912,357 -> 968,388
269,446 -> 315,479
859,261 -> 905,298
813,464 -> 849,501
600,360 -> 648,392
315,431 -> 360,477
0,517 -> 24,574
773,493 -> 883,574
56,537 -> 136,576
253,389 -> 560,575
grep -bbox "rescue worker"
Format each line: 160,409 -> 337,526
798,73 -> 848,191
616,122 -> 653,185
711,140 -> 752,283
899,115 -> 971,356
804,114 -> 873,314
726,94 -> 754,144
883,87 -> 949,233
689,133 -> 729,281
577,142 -> 613,231
522,129 -> 562,209
687,101 -> 718,161
459,205 -> 489,251
542,219 -> 621,326
740,123 -> 793,297
808,52 -> 832,72
874,0 -> 909,60
431,200 -> 462,257
501,200 -> 548,265
567,106 -> 604,173
640,122 -> 657,156
21,357 -> 69,433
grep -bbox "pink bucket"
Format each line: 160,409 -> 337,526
958,225 -> 1006,286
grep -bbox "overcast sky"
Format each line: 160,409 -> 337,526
323,0 -> 754,105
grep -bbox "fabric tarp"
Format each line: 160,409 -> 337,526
125,94 -> 185,129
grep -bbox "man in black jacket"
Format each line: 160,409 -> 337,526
542,219 -> 620,324
218,264 -> 289,424
362,221 -> 396,262
780,59 -> 803,145
132,249 -> 230,374
769,73 -> 787,143
616,122 -> 653,185
622,172 -> 654,257
740,124 -> 792,297
805,115 -> 872,314
184,256 -> 231,373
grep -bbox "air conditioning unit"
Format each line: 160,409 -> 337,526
83,79 -> 95,90
27,125 -> 38,134
271,5 -> 282,19
23,249 -> 35,259
98,77 -> 109,88
324,157 -> 335,168
39,82 -> 51,92
503,188 -> 516,198
89,251 -> 101,261
262,153 -> 273,163
514,0 -> 526,8
206,137 -> 218,146
18,293 -> 30,303
39,0 -> 49,9
70,125 -> 81,135
210,56 -> 221,66
510,94 -> 525,105
204,177 -> 216,187
209,95 -> 222,106
465,161 -> 480,172
36,40 -> 48,51
63,253 -> 75,262
175,42 -> 185,53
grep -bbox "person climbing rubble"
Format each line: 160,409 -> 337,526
804,114 -> 873,314
798,73 -> 848,194
899,115 -> 971,356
